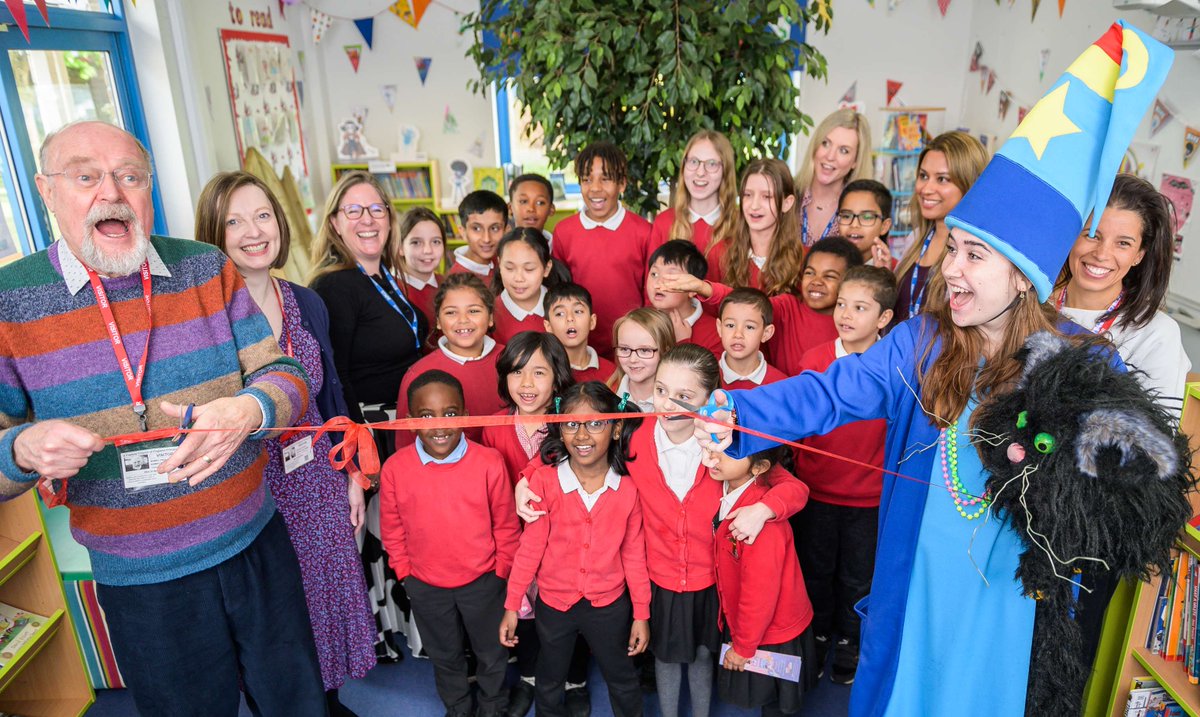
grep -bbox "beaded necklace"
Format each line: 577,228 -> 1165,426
939,423 -> 991,520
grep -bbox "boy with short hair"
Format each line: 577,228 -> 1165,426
645,239 -> 722,357
837,179 -> 896,269
792,265 -> 896,686
543,282 -> 616,384
551,141 -> 653,356
716,288 -> 786,390
379,370 -> 521,717
452,190 -> 508,277
509,174 -> 556,244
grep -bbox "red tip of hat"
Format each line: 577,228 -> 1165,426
1093,23 -> 1124,66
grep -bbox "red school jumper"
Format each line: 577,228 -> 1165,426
571,348 -> 617,385
703,281 -> 837,377
481,411 -> 547,486
702,240 -> 763,287
552,209 -> 652,357
794,340 -> 886,507
504,462 -> 653,620
650,208 -> 715,255
396,339 -> 507,447
720,356 -> 787,392
624,421 -> 809,593
679,305 -> 723,359
379,439 -> 522,587
404,274 -> 441,327
492,290 -> 547,344
715,479 -> 813,658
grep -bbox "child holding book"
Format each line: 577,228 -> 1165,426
509,173 -> 557,245
717,288 -> 786,390
708,446 -> 816,716
380,370 -> 521,717
493,228 -> 556,343
451,190 -> 508,278
793,265 -> 895,685
543,282 -> 616,385
400,207 -> 447,326
499,382 -> 651,717
645,240 -> 722,356
837,180 -> 895,270
610,308 -> 675,412
650,130 -> 740,274
552,141 -> 653,356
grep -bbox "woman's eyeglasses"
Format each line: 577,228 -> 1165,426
561,419 -> 612,435
684,157 -> 722,173
836,210 -> 881,227
339,203 -> 389,220
615,346 -> 659,359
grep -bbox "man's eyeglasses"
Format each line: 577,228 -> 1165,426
684,157 -> 722,173
339,203 -> 389,220
42,168 -> 152,191
837,210 -> 881,227
560,419 -> 612,435
615,346 -> 659,359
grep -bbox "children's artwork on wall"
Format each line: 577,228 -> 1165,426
474,168 -> 504,194
1151,98 -> 1173,138
449,159 -> 473,205
1160,174 -> 1193,261
1118,142 -> 1159,183
443,104 -> 459,134
468,135 -> 485,159
1185,126 -> 1199,169
381,84 -> 397,112
1038,49 -> 1050,83
415,57 -> 432,86
395,125 -> 421,161
336,109 -> 380,161
219,29 -> 311,208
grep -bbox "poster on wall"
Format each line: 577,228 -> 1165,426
1160,174 -> 1193,262
219,29 -> 312,209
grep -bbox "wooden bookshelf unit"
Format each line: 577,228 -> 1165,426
0,491 -> 93,716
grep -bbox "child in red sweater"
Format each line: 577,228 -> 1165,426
499,382 -> 650,717
610,308 -> 674,412
509,173 -> 556,246
707,445 -> 816,716
396,273 -> 506,446
399,207 -> 445,327
379,370 -> 521,717
551,141 -> 652,356
717,288 -> 786,391
450,190 -> 506,278
492,229 -> 555,344
543,283 -> 616,385
646,240 -> 722,358
793,266 -> 895,685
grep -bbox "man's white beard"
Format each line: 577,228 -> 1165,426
80,204 -> 150,276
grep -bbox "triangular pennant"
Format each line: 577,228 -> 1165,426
1017,106 -> 1030,124
970,42 -> 983,72
414,56 -> 432,85
1185,127 -> 1199,169
32,0 -> 48,23
838,82 -> 857,105
4,0 -> 31,42
886,80 -> 902,106
354,17 -> 374,49
1038,48 -> 1050,83
998,90 -> 1012,120
279,0 -> 285,18
1057,0 -> 1065,16
310,8 -> 333,45
937,0 -> 952,16
1151,98 -> 1173,138
389,0 -> 432,28
1031,0 -> 1040,21
345,44 -> 362,73
979,64 -> 989,92
987,69 -> 997,94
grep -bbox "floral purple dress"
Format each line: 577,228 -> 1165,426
264,281 -> 376,690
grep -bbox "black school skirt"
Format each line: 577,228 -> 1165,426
649,583 -> 720,663
717,626 -> 817,715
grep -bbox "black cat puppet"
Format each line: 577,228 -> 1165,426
974,331 -> 1195,717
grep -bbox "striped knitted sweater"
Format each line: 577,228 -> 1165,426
0,237 -> 309,586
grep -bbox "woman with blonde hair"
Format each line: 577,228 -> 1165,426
889,131 -> 988,329
794,109 -> 873,248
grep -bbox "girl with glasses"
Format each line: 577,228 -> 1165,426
609,308 -> 676,412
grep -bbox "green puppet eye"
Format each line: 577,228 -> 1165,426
1033,432 -> 1056,454
1016,411 -> 1028,429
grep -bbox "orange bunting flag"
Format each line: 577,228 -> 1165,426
389,0 -> 432,28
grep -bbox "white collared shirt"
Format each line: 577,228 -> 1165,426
719,351 -> 768,385
453,246 -> 493,275
558,461 -> 621,512
572,346 -> 600,372
500,287 -> 547,321
749,250 -> 767,270
57,238 -> 172,295
835,338 -> 850,359
682,299 -> 703,328
405,272 -> 438,291
654,420 -> 702,502
719,479 -> 754,521
688,205 -> 721,225
578,204 -> 627,231
437,335 -> 498,365
616,376 -> 655,413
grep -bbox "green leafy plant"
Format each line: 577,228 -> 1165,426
462,0 -> 832,215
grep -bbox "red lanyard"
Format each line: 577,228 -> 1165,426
1056,286 -> 1124,335
273,278 -> 293,358
86,261 -> 153,432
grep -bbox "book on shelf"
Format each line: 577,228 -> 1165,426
1146,550 -> 1200,684
0,601 -> 50,668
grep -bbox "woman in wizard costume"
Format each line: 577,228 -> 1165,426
693,21 -> 1186,716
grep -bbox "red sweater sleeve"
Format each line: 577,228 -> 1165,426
379,453 -> 411,580
487,453 -> 522,578
505,470 -> 553,611
757,465 -> 810,524
731,530 -> 786,658
621,495 -> 653,621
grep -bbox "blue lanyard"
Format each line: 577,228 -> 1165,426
908,228 -> 935,318
358,263 -> 421,350
801,204 -> 838,249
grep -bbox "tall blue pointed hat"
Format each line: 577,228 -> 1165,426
946,20 -> 1172,301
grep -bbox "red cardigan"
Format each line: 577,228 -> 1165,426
650,208 -> 715,256
794,340 -> 886,507
492,298 -> 547,345
481,411 -> 544,486
624,421 -> 809,593
716,479 -> 813,657
505,462 -> 653,620
396,342 -> 507,446
379,440 -> 521,588
552,210 -> 652,356
703,281 -> 837,377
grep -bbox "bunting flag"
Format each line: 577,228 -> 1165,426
33,0 -> 48,23
1150,98 -> 1173,138
415,56 -> 432,85
1039,49 -> 1050,83
1018,106 -> 1030,124
987,69 -> 997,94
1186,126 -> 1199,168
979,64 -> 989,92
381,84 -> 397,112
389,0 -> 432,29
970,42 -> 983,72
4,0 -> 31,41
345,45 -> 362,73
937,0 -> 952,16
1058,0 -> 1066,16
839,82 -> 857,105
443,104 -> 459,134
886,79 -> 902,106
310,7 -> 333,45
354,17 -> 374,49
1031,0 -> 1041,21
998,90 -> 1012,120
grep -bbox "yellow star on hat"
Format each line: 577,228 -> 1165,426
1009,83 -> 1083,160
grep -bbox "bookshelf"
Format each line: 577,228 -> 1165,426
331,161 -> 445,213
1107,379 -> 1200,716
871,107 -> 944,240
0,492 -> 93,716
